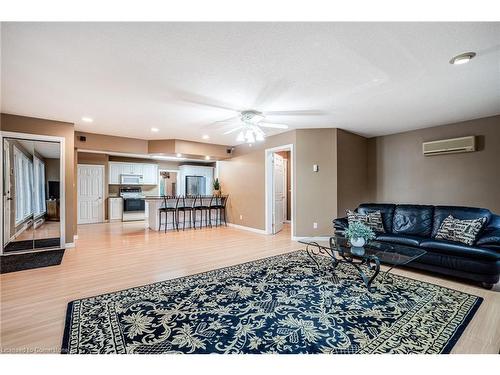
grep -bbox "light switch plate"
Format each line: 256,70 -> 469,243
313,164 -> 319,172
313,222 -> 318,229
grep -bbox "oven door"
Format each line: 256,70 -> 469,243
123,198 -> 145,212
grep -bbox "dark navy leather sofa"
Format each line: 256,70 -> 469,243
333,204 -> 500,288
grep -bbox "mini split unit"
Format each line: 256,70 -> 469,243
422,136 -> 476,156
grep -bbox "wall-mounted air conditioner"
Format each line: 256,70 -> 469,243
422,136 -> 476,156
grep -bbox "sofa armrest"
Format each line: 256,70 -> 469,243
476,228 -> 500,248
333,217 -> 349,231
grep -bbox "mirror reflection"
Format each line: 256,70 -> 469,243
3,138 -> 61,253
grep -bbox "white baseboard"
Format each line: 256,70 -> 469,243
227,223 -> 268,235
65,242 -> 75,248
292,236 -> 332,242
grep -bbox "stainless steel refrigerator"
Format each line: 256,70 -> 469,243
185,176 -> 206,195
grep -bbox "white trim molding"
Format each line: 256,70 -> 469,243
0,131 -> 66,253
292,236 -> 332,242
65,242 -> 76,249
227,223 -> 267,235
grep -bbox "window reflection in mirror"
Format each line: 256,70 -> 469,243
2,138 -> 61,253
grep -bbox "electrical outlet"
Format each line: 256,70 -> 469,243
313,222 -> 318,229
240,215 -> 243,220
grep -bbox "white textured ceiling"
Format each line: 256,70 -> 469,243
1,22 -> 499,145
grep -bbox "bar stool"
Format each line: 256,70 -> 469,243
192,195 -> 207,229
158,195 -> 179,233
177,195 -> 197,230
213,195 -> 228,226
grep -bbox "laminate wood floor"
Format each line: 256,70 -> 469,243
0,222 -> 498,354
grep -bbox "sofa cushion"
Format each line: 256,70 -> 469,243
477,214 -> 500,247
420,239 -> 500,261
347,210 -> 385,233
435,215 -> 487,245
357,204 -> 395,233
432,206 -> 491,238
375,233 -> 425,247
392,205 -> 434,237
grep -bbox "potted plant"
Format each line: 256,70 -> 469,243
213,178 -> 221,196
344,222 -> 375,247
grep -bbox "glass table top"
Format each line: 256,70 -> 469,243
299,235 -> 427,267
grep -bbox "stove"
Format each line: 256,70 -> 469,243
120,187 -> 146,221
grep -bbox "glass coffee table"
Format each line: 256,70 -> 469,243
299,235 -> 427,292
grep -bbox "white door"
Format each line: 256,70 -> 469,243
3,140 -> 11,245
272,153 -> 285,234
78,164 -> 104,224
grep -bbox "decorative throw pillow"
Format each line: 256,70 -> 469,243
346,210 -> 385,233
435,215 -> 487,246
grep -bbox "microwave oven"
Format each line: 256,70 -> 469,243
120,174 -> 143,185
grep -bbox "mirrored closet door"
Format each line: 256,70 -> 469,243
2,137 -> 62,253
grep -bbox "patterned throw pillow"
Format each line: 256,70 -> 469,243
346,210 -> 385,233
435,215 -> 487,246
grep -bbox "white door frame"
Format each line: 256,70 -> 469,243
77,164 -> 105,224
0,131 -> 66,251
265,143 -> 294,239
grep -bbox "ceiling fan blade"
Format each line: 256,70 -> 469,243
253,80 -> 291,108
263,110 -> 327,116
259,122 -> 289,129
170,89 -> 239,112
223,126 -> 244,135
200,116 -> 240,131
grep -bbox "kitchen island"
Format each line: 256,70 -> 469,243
145,196 -> 224,231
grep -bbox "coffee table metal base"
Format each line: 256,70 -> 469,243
304,242 -> 381,292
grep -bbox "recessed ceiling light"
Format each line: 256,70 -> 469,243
151,127 -> 159,132
81,117 -> 93,123
205,156 -> 211,160
202,134 -> 210,140
449,52 -> 476,65
176,153 -> 182,158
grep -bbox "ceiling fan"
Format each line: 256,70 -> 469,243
203,109 -> 327,144
171,88 -> 328,144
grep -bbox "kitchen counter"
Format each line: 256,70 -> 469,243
145,197 -> 216,231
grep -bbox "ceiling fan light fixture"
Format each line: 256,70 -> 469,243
449,52 -> 476,65
245,130 -> 255,144
236,131 -> 245,142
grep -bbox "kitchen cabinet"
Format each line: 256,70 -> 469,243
108,197 -> 123,221
109,162 -> 158,185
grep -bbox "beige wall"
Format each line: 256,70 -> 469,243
218,128 -> 339,237
337,129 -> 369,216
75,131 -> 148,154
1,113 -> 76,244
367,115 -> 500,214
295,129 -> 337,236
218,131 -> 296,232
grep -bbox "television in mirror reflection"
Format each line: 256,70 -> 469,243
2,138 -> 61,253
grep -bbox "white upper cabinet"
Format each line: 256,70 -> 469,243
109,162 -> 158,185
142,164 -> 158,185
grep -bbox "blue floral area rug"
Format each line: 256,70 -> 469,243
62,250 -> 482,354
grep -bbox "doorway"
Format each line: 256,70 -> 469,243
265,144 -> 294,238
77,164 -> 105,224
